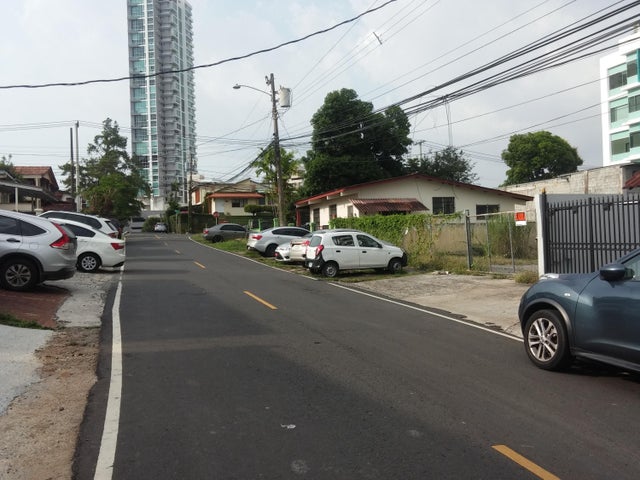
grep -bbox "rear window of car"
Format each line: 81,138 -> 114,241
0,216 -> 20,235
62,223 -> 95,238
19,220 -> 47,236
309,235 -> 322,247
332,234 -> 355,246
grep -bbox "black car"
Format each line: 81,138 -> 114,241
518,247 -> 640,372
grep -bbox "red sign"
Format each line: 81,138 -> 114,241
213,211 -> 219,218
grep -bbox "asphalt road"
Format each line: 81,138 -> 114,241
76,234 -> 640,479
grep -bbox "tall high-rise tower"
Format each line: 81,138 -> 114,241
127,0 -> 196,211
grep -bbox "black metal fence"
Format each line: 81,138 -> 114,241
541,192 -> 640,273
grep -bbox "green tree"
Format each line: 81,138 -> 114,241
302,89 -> 411,196
0,154 -> 21,180
404,146 -> 478,184
501,131 -> 583,185
62,118 -> 149,219
251,146 -> 299,222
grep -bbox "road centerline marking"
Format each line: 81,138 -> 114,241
244,290 -> 278,310
493,445 -> 560,480
194,261 -> 206,269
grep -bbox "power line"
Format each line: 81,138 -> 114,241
0,1 -> 397,90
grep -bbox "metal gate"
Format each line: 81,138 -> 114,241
541,192 -> 640,273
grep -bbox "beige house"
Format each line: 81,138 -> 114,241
295,173 -> 532,228
0,166 -> 61,213
200,179 -> 267,216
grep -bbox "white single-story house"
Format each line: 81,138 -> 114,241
295,173 -> 533,227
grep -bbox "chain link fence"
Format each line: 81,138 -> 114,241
400,212 -> 538,275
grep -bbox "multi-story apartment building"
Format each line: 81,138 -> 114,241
600,29 -> 640,167
126,0 -> 196,210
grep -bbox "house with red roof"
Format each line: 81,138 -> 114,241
295,173 -> 532,228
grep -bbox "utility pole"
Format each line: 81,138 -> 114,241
75,121 -> 81,212
69,128 -> 75,197
416,140 -> 425,159
187,153 -> 193,233
267,73 -> 286,227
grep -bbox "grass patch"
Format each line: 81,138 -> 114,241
0,312 -> 51,330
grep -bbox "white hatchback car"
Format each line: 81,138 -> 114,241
305,229 -> 407,277
50,218 -> 126,272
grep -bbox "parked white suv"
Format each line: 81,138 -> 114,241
0,210 -> 77,291
305,229 -> 407,277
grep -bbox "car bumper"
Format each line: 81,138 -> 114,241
43,266 -> 76,282
306,258 -> 323,270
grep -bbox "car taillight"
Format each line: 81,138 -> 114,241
303,240 -> 310,246
252,234 -> 263,240
110,242 -> 125,251
50,224 -> 72,250
203,228 -> 209,234
315,244 -> 324,256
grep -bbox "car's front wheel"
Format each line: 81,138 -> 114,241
524,309 -> 571,371
212,235 -> 223,243
264,244 -> 277,257
78,253 -> 101,273
0,258 -> 39,291
387,258 -> 403,274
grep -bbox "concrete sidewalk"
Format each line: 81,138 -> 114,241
0,273 -> 115,414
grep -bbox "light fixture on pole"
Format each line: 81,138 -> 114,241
233,74 -> 290,227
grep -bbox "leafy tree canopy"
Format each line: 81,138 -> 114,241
251,146 -> 300,223
0,154 -> 20,180
501,131 -> 583,186
404,146 -> 478,184
302,89 -> 411,196
61,118 -> 149,220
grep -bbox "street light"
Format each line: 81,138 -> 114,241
233,73 -> 286,227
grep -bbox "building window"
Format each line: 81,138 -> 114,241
611,134 -> 630,156
433,197 -> 455,215
231,198 -> 247,208
629,94 -> 640,113
329,204 -> 337,219
312,208 -> 320,226
347,205 -> 354,218
631,131 -> 640,149
476,204 -> 500,220
609,71 -> 627,90
628,60 -> 638,81
610,98 -> 628,124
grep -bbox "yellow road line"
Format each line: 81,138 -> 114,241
194,261 -> 206,269
244,291 -> 278,310
493,445 -> 560,480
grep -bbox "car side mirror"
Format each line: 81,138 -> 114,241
599,263 -> 627,281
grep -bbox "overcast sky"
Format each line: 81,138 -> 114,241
0,0 -> 635,189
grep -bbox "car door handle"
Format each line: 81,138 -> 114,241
6,238 -> 20,243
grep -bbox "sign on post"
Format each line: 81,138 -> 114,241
515,211 -> 527,226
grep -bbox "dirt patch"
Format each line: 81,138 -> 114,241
0,327 -> 99,480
